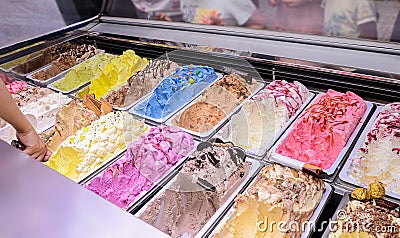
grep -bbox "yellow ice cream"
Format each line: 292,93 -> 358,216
45,111 -> 149,182
87,50 -> 148,98
54,53 -> 116,91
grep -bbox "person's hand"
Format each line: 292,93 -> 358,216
155,12 -> 173,22
16,128 -> 52,162
0,74 -> 13,84
281,0 -> 310,7
269,0 -> 281,7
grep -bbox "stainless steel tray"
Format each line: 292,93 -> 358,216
47,51 -> 107,94
165,81 -> 265,140
134,154 -> 261,238
338,106 -> 400,200
27,50 -> 104,87
130,73 -> 223,124
84,140 -> 199,210
269,94 -> 373,176
321,193 -> 400,238
216,91 -> 316,159
0,51 -> 43,72
10,54 -> 50,78
208,181 -> 333,238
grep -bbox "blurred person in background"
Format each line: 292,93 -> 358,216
131,0 -> 182,21
0,77 -> 51,162
322,0 -> 378,40
180,0 -> 266,28
267,0 -> 324,34
391,1 -> 400,42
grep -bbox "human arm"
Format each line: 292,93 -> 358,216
243,10 -> 266,29
0,80 -> 51,162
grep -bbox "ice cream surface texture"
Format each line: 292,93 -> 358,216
214,163 -> 325,238
87,50 -> 148,98
329,199 -> 400,238
12,86 -> 53,107
173,74 -> 259,133
53,53 -> 116,91
218,80 -> 310,154
32,44 -> 100,81
134,65 -> 217,119
276,89 -> 367,169
40,99 -> 100,152
105,59 -> 179,107
348,102 -> 400,195
46,112 -> 149,182
12,42 -> 82,75
85,126 -> 194,209
6,81 -> 28,94
139,141 -> 250,238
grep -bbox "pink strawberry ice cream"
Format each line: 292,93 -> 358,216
276,89 -> 367,169
6,81 -> 28,94
85,126 -> 194,209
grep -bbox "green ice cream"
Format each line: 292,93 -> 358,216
53,53 -> 116,91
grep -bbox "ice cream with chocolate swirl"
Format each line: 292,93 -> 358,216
214,164 -> 325,238
139,141 -> 250,238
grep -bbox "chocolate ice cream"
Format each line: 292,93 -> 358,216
139,141 -> 250,238
32,44 -> 99,81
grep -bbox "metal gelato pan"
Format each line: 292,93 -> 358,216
165,81 -> 265,140
133,140 -> 261,238
269,93 -> 373,176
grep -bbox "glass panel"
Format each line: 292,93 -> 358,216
105,0 -> 400,43
0,0 -> 102,48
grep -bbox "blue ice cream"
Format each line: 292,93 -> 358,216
134,65 -> 217,119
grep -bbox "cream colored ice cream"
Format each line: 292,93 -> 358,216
53,53 -> 116,91
218,80 -> 310,154
329,199 -> 400,238
87,50 -> 148,99
45,112 -> 149,182
19,93 -> 71,132
348,102 -> 400,194
214,164 -> 325,238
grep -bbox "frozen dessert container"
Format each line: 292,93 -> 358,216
0,51 -> 42,72
165,81 -> 265,140
339,106 -> 400,200
133,140 -> 261,238
102,82 -> 140,111
322,192 -> 400,238
218,91 -> 316,159
46,51 -> 109,94
130,73 -> 223,124
269,93 -> 373,176
85,140 -> 199,210
27,50 -> 104,87
208,179 -> 332,238
10,54 -> 51,78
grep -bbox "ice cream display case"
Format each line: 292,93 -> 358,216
1,1 -> 400,237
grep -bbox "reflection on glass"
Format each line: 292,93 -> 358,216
129,0 -> 400,43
